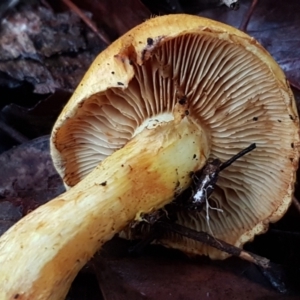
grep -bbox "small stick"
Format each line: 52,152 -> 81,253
128,210 -> 166,254
128,228 -> 159,255
220,143 -> 256,171
0,119 -> 29,144
130,144 -> 257,253
40,0 -> 53,10
61,0 -> 111,45
158,221 -> 290,293
158,221 -> 270,268
239,0 -> 259,31
188,143 -> 256,210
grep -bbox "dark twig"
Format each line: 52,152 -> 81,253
130,144 -> 257,251
239,0 -> 259,32
259,266 -> 288,294
220,143 -> 256,170
187,158 -> 221,211
0,119 -> 29,144
158,221 -> 270,268
61,0 -> 111,45
128,228 -> 160,255
186,143 -> 256,211
158,221 -> 288,293
40,0 -> 53,11
129,142 -> 291,292
128,210 -> 167,254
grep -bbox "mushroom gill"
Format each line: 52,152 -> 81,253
54,31 -> 299,258
0,14 -> 298,300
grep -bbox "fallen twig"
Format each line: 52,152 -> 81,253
158,220 -> 289,293
240,0 -> 259,31
61,0 -> 111,45
185,143 -> 256,211
130,144 -> 257,252
158,221 -> 269,268
0,119 -> 29,144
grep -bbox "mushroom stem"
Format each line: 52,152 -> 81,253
0,117 -> 208,300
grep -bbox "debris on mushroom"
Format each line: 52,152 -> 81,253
0,14 -> 299,299
222,0 -> 240,10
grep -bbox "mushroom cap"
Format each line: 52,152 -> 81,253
50,14 -> 299,259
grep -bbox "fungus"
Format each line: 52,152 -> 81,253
0,14 -> 299,299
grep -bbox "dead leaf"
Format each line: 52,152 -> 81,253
1,89 -> 71,138
93,238 -> 300,300
0,1 -> 104,94
0,1 -> 299,298
0,135 -> 64,236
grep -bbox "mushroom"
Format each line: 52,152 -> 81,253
0,14 -> 298,299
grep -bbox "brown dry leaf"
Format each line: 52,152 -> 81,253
0,1 -> 104,94
93,238 -> 299,300
0,135 -> 64,236
0,1 -> 299,298
1,89 -> 71,138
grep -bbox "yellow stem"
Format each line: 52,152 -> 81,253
0,117 -> 208,300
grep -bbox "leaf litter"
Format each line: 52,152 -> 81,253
0,0 -> 300,299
